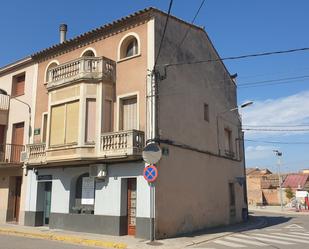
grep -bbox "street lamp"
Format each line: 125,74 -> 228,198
273,150 -> 283,211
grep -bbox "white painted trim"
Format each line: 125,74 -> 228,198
44,60 -> 59,83
117,32 -> 141,61
147,19 -> 155,140
116,91 -> 140,131
80,47 -> 97,57
30,63 -> 39,144
40,112 -> 48,143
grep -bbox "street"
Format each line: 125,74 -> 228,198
0,234 -> 98,249
192,211 -> 309,249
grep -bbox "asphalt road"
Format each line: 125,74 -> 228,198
0,234 -> 99,249
193,211 -> 309,249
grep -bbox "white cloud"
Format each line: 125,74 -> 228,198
241,91 -> 309,138
245,145 -> 277,160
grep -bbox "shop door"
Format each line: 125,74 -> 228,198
127,178 -> 137,236
11,122 -> 24,163
44,182 -> 52,225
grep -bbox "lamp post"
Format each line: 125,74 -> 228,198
273,150 -> 283,211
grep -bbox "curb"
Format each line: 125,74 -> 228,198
0,228 -> 127,249
186,216 -> 267,247
250,208 -> 309,216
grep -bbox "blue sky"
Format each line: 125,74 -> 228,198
1,0 -> 309,173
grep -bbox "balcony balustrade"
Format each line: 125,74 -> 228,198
46,56 -> 116,89
0,144 -> 25,164
26,130 -> 144,165
100,130 -> 145,157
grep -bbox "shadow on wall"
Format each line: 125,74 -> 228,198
161,213 -> 291,239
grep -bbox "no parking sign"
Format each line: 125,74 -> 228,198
143,165 -> 158,183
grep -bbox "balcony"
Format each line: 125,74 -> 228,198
0,144 -> 25,165
26,130 -> 145,165
46,56 -> 116,90
100,130 -> 145,158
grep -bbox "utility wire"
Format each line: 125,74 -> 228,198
243,124 -> 309,127
169,0 -> 206,63
243,128 -> 309,132
245,139 -> 309,145
161,47 -> 309,68
154,0 -> 173,68
238,75 -> 309,86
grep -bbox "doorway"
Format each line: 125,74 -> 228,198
43,182 -> 52,225
127,178 -> 137,236
7,176 -> 22,223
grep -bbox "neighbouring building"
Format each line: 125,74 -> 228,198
282,174 -> 309,193
0,57 -> 38,225
1,7 -> 247,239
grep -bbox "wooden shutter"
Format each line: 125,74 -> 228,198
104,100 -> 112,132
85,99 -> 96,143
50,105 -> 65,146
13,74 -> 25,96
66,101 -> 79,144
122,97 -> 137,130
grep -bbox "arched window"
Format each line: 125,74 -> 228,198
45,61 -> 58,83
71,173 -> 95,214
81,50 -> 95,57
119,34 -> 140,60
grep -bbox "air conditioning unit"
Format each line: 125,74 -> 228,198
89,164 -> 107,178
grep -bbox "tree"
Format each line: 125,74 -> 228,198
285,186 -> 295,200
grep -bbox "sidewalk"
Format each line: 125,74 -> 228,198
0,216 -> 266,249
249,205 -> 309,216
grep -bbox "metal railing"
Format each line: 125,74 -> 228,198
0,94 -> 10,111
46,56 -> 116,86
100,130 -> 144,157
0,144 -> 25,164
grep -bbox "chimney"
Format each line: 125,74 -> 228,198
59,24 -> 68,43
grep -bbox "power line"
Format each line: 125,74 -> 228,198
245,139 -> 309,145
162,47 -> 309,68
243,128 -> 309,132
154,0 -> 173,68
243,124 -> 309,127
169,0 -> 206,63
238,75 -> 309,86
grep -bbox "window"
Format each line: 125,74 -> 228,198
49,101 -> 79,146
85,99 -> 96,143
71,173 -> 95,215
81,50 -> 95,57
45,62 -> 58,83
119,35 -> 139,60
12,73 -> 25,97
204,103 -> 209,122
120,96 -> 137,130
224,128 -> 233,156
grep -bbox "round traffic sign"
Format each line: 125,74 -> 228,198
142,143 -> 162,164
143,165 -> 158,183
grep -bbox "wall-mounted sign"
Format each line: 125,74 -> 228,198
82,177 -> 95,205
34,128 -> 41,135
37,175 -> 52,181
142,143 -> 162,164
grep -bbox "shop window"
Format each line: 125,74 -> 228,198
12,73 -> 25,97
49,101 -> 79,146
71,173 -> 95,214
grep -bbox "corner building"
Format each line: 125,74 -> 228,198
24,8 -> 246,239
